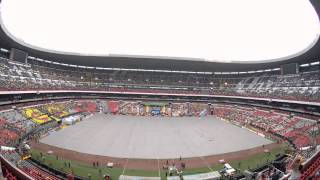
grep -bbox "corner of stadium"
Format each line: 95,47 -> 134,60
0,0 -> 320,180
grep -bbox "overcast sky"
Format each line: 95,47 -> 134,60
1,0 -> 319,62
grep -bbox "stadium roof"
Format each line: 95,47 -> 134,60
0,0 -> 319,72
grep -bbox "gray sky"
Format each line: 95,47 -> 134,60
1,0 -> 319,62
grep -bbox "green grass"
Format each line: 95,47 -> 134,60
124,169 -> 160,177
30,144 -> 288,180
226,146 -> 287,172
31,149 -> 123,179
158,145 -> 288,178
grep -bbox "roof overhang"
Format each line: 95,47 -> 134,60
0,0 -> 319,72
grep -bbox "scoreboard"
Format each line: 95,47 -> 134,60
281,63 -> 299,75
9,48 -> 28,64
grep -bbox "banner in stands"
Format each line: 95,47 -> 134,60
108,101 -> 119,113
151,109 -> 161,116
142,102 -> 168,107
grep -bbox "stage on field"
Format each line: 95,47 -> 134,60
40,114 -> 272,159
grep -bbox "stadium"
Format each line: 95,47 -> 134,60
0,0 -> 320,179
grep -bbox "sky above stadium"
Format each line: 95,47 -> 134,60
1,0 -> 319,62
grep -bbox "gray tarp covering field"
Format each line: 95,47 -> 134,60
41,114 -> 272,159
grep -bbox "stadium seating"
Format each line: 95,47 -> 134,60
24,108 -> 52,125
0,100 -> 319,179
73,101 -> 97,113
213,105 -> 317,149
108,101 -> 119,114
213,70 -> 320,102
300,152 -> 320,180
0,110 -> 35,147
1,150 -> 58,180
0,57 -> 319,102
0,55 -> 320,179
40,103 -> 70,118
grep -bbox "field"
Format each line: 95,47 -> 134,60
29,113 -> 288,179
40,114 -> 272,159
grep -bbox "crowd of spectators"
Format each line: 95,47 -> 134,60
0,100 -> 97,179
213,105 -> 319,149
112,101 -> 209,117
118,101 -> 141,115
1,99 -> 320,179
0,118 -> 60,180
0,110 -> 35,147
213,70 -> 320,102
6,100 -> 318,151
1,57 -> 320,102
